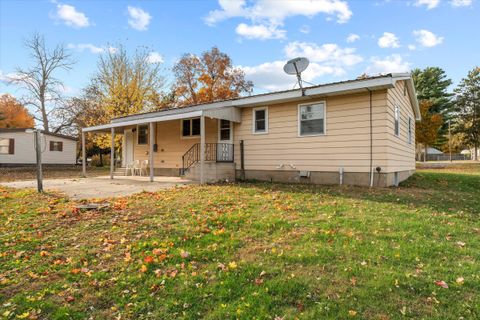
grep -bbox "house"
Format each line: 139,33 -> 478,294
81,73 -> 420,187
0,128 -> 77,166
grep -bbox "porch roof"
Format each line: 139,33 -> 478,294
82,107 -> 242,133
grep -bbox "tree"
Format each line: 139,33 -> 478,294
452,67 -> 480,161
8,33 -> 75,133
411,67 -> 453,149
77,45 -> 164,148
173,47 -> 253,106
416,100 -> 443,161
0,94 -> 35,128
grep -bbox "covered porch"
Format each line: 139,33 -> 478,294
81,107 -> 241,184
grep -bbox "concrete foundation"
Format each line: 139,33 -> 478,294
236,169 -> 415,187
184,162 -> 236,183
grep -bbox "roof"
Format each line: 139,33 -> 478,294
0,128 -> 78,141
83,73 -> 420,132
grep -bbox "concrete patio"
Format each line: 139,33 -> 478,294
0,176 -> 195,199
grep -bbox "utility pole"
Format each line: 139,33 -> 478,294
28,129 -> 44,192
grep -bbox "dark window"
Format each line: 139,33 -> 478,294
182,118 -> 200,137
254,108 -> 267,133
138,125 -> 148,144
220,119 -> 231,141
299,103 -> 325,136
0,138 -> 14,154
49,141 -> 63,152
192,118 -> 200,136
182,119 -> 191,137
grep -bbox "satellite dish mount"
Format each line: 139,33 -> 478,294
283,57 -> 310,96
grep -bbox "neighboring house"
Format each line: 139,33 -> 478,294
82,73 -> 420,187
0,128 -> 77,166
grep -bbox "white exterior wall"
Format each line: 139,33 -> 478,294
0,132 -> 77,165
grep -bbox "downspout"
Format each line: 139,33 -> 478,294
367,88 -> 374,187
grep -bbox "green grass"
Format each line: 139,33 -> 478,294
0,165 -> 479,319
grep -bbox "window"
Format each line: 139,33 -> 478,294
219,119 -> 231,141
298,102 -> 325,136
182,118 -> 201,137
253,107 -> 268,134
49,141 -> 63,152
394,104 -> 400,136
137,125 -> 148,145
0,138 -> 14,155
408,117 -> 412,144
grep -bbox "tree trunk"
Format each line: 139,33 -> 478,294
99,153 -> 103,167
424,144 -> 428,162
475,144 -> 478,161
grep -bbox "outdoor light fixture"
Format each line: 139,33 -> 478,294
25,128 -> 43,193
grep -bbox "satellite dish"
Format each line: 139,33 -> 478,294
283,57 -> 309,95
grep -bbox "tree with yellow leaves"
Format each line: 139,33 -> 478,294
416,100 -> 443,161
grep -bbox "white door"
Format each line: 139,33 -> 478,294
125,130 -> 134,165
217,119 -> 233,161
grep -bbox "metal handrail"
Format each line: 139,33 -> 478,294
182,143 -> 234,173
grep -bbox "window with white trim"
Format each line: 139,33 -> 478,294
394,104 -> 400,136
182,118 -> 200,137
253,107 -> 268,134
219,119 -> 231,141
49,141 -> 63,152
299,102 -> 325,136
408,117 -> 412,144
137,125 -> 148,145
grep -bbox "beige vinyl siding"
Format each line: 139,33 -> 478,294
385,80 -> 416,172
131,117 -> 218,169
233,90 -> 390,173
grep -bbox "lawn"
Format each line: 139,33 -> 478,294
0,166 -> 109,183
0,165 -> 479,319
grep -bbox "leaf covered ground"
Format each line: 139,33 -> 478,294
0,165 -> 479,319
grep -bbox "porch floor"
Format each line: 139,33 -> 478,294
1,175 -> 196,200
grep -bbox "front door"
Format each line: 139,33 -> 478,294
217,119 -> 233,161
125,130 -> 134,165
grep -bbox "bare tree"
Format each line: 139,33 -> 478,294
8,33 -> 75,133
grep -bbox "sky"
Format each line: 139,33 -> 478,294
0,0 -> 479,98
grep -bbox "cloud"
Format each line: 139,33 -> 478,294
284,41 -> 363,67
413,0 -> 440,9
366,54 -> 411,75
450,0 -> 472,7
378,32 -> 400,48
241,60 -> 345,91
408,44 -> 417,50
54,3 -> 90,28
346,33 -> 360,43
240,41 -> 363,91
127,6 -> 151,31
67,43 -> 117,54
235,23 -> 286,40
146,52 -> 164,64
205,0 -> 352,39
413,29 -> 444,47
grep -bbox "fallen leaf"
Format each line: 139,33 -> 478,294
434,280 -> 448,288
140,265 -> 148,273
228,261 -> 237,270
456,277 -> 464,285
144,256 -> 154,264
348,310 -> 357,317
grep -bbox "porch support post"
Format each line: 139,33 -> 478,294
149,122 -> 154,182
81,131 -> 86,178
200,113 -> 205,184
110,127 -> 115,179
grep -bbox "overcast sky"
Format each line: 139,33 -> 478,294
1,0 -> 479,96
